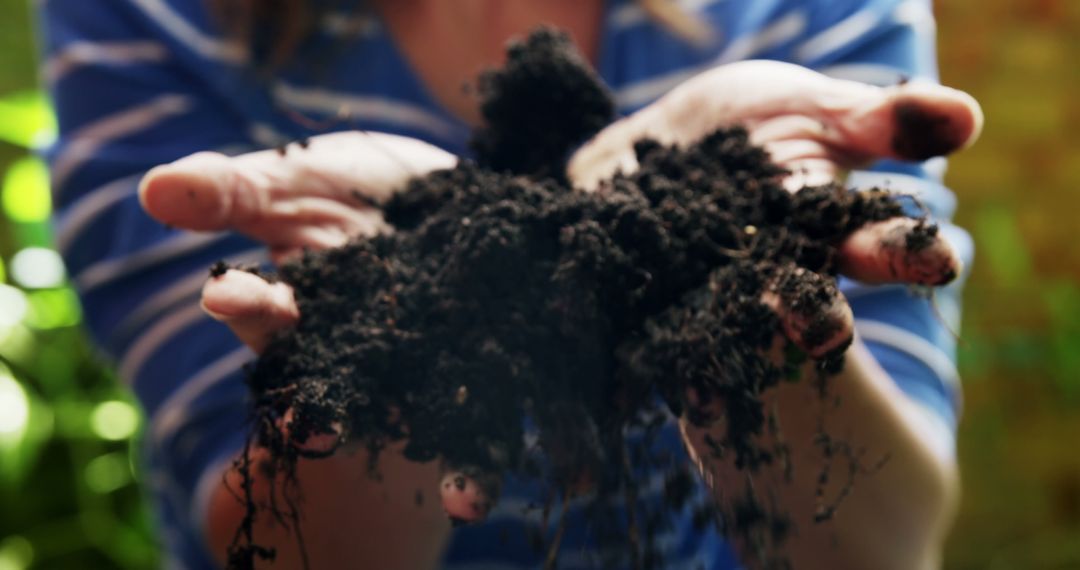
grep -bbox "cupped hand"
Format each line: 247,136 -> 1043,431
569,60 -> 983,357
139,131 -> 492,521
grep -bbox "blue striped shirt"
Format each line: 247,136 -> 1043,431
37,0 -> 970,568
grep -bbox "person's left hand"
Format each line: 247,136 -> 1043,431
140,132 -> 500,526
568,59 -> 983,358
568,61 -> 982,568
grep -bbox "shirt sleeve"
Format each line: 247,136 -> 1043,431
38,1 -> 264,566
795,0 -> 971,447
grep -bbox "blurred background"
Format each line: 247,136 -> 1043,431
0,0 -> 1075,568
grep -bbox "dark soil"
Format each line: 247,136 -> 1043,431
224,28 -> 940,570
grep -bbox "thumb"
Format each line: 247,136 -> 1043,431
139,151 -> 259,231
139,132 -> 459,232
834,79 -> 984,163
201,268 -> 300,353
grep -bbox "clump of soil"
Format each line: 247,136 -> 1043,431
225,28 -> 934,570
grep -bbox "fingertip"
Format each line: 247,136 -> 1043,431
951,88 -> 984,151
201,269 -> 297,319
890,82 -> 984,161
201,269 -> 299,352
764,269 -> 855,359
910,227 -> 962,287
439,471 -> 493,524
137,164 -> 180,223
439,464 -> 503,524
200,268 -> 255,320
139,152 -> 236,230
839,217 -> 961,286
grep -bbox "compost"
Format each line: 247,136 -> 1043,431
225,28 -> 944,570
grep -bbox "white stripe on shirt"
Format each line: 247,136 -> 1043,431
56,144 -> 253,254
45,40 -> 170,84
854,318 -> 961,406
119,302 -> 210,382
272,82 -> 461,141
892,0 -> 935,38
714,11 -> 807,65
614,11 -> 806,110
108,247 -> 268,347
909,395 -> 957,459
128,0 -> 246,63
191,449 -> 243,537
74,231 -> 227,291
608,0 -> 725,30
248,122 -> 292,148
321,12 -> 382,38
846,169 -> 954,218
819,63 -> 907,86
795,9 -> 881,63
485,469 -> 670,525
151,345 -> 252,447
55,173 -> 144,253
52,94 -> 193,192
924,157 -> 948,181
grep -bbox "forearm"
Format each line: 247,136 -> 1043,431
204,444 -> 451,569
682,339 -> 959,570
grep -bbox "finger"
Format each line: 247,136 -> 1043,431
747,78 -> 983,168
886,81 -> 984,160
661,62 -> 982,160
139,151 -> 259,231
139,132 -> 456,232
761,267 -> 854,359
138,150 -> 362,233
568,61 -> 982,191
838,217 -> 961,286
828,80 -> 983,164
201,268 -> 300,353
439,463 -> 502,525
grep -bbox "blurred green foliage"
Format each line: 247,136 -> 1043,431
938,0 -> 1080,568
0,0 -> 1075,569
0,1 -> 158,569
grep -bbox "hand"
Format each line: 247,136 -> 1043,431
140,131 -> 494,524
569,59 -> 983,357
570,61 -> 982,568
140,131 -> 455,351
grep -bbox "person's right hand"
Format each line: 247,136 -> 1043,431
139,131 -> 455,352
140,131 -> 496,524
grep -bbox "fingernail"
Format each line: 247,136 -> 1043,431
440,471 -> 494,523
